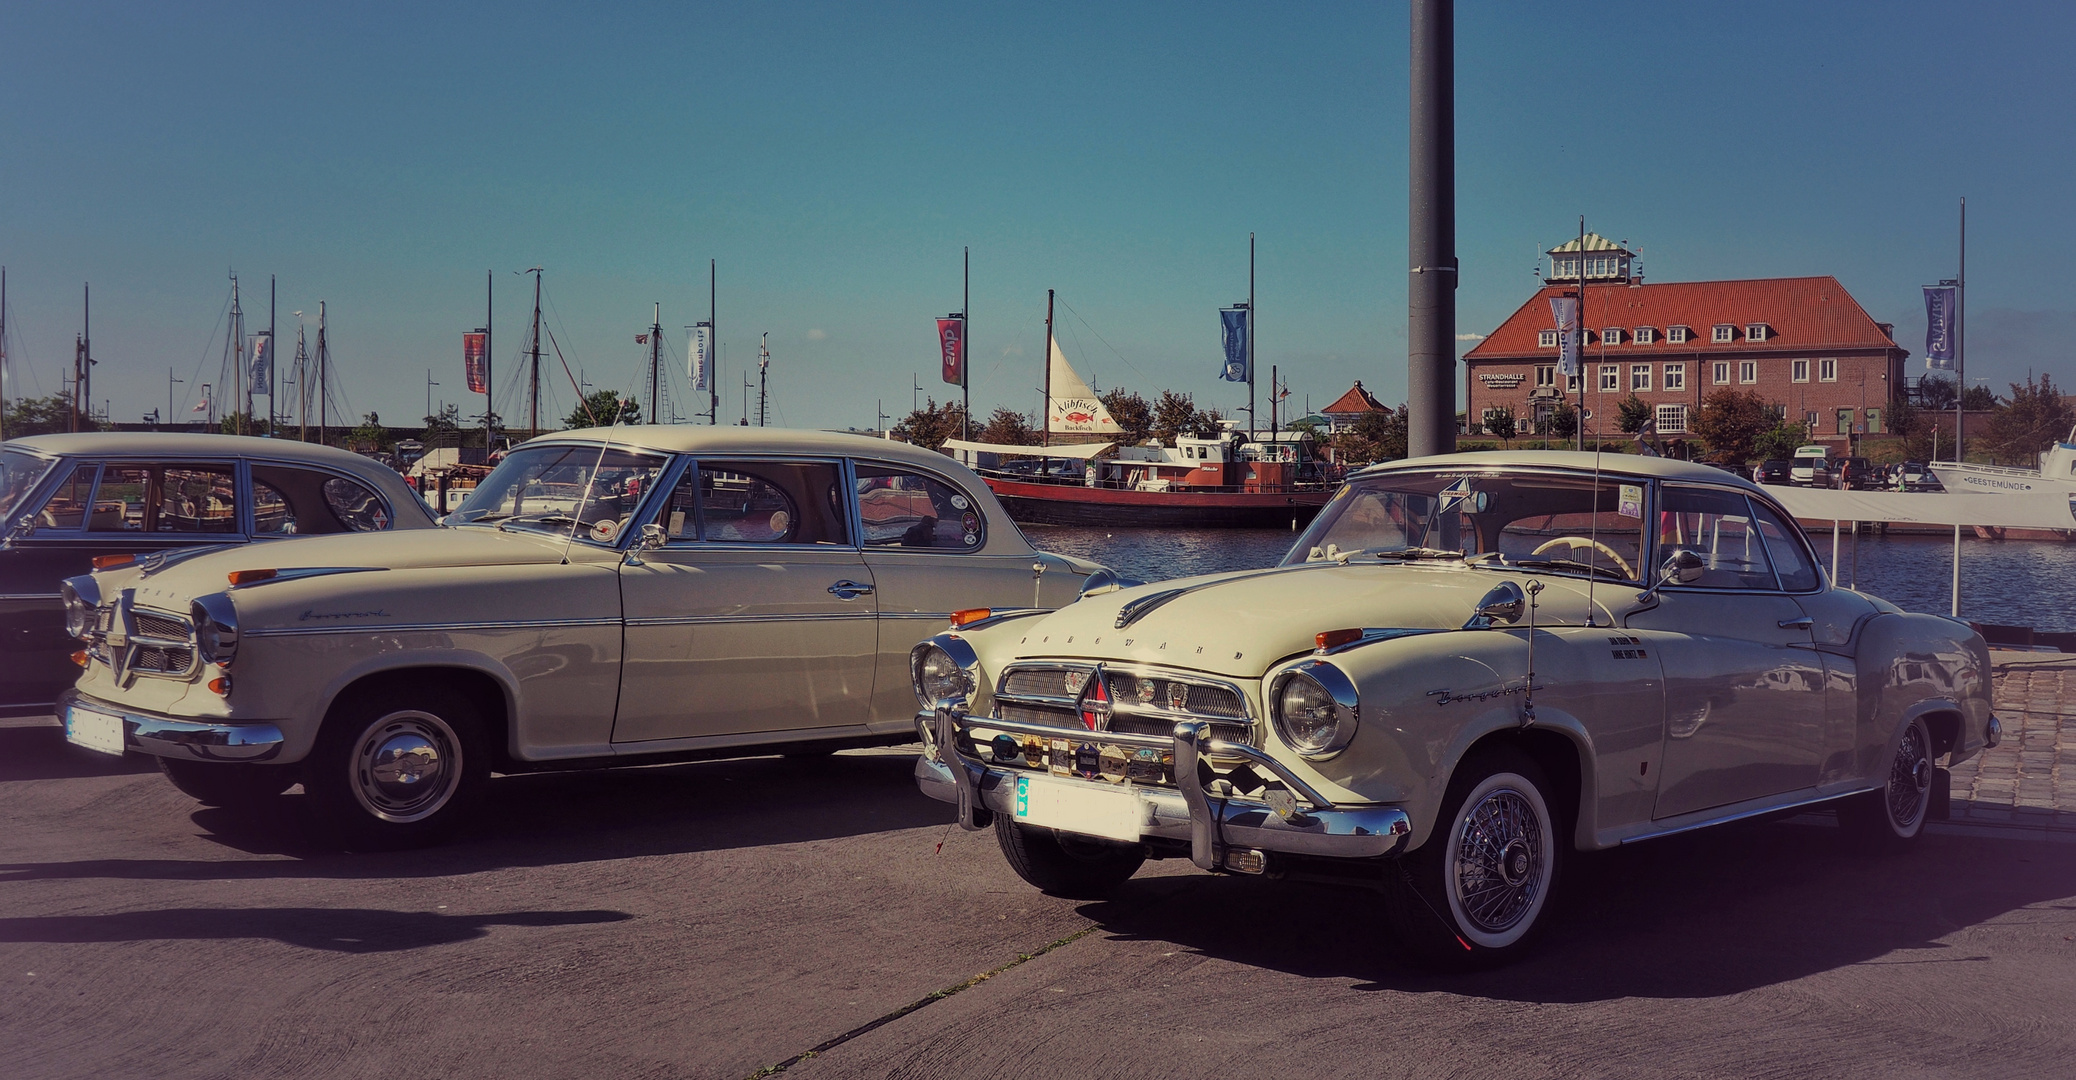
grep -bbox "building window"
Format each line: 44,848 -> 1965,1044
1663,364 -> 1685,390
1792,358 -> 1809,382
1599,364 -> 1620,392
1712,361 -> 1730,385
1712,324 -> 1735,343
1805,410 -> 1819,429
1656,404 -> 1688,434
1819,357 -> 1837,382
1630,364 -> 1651,392
1739,360 -> 1758,384
1539,329 -> 1558,348
1867,407 -> 1883,434
1836,409 -> 1854,435
1634,327 -> 1655,345
1535,365 -> 1556,387
1667,325 -> 1688,344
1480,407 -> 1505,432
1566,372 -> 1581,392
1746,323 -> 1769,341
1603,327 -> 1622,345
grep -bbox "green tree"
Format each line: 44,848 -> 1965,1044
1616,394 -> 1652,435
1331,405 -> 1408,465
563,390 -> 640,429
1544,401 -> 1578,443
217,412 -> 269,437
348,411 -> 394,452
1689,388 -> 1778,465
421,403 -> 463,446
1916,374 -> 1958,411
1484,405 -> 1518,448
1,393 -> 88,437
891,398 -> 966,450
1962,382 -> 1998,410
1098,387 -> 1153,446
1982,373 -> 2073,465
976,407 -> 1039,446
1753,419 -> 1811,462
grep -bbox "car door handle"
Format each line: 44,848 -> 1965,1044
828,580 -> 874,601
1778,616 -> 1814,630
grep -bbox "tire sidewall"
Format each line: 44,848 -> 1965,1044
1441,765 -> 1559,952
1881,717 -> 1934,841
307,687 -> 488,849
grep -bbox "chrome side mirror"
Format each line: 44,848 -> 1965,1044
1659,548 -> 1705,586
623,523 -> 668,565
1464,580 -> 1526,630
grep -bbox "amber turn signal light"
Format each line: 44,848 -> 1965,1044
949,608 -> 993,628
1315,628 -> 1363,652
227,569 -> 278,586
208,675 -> 233,695
71,650 -> 90,667
92,554 -> 136,570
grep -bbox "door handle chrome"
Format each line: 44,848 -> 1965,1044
828,580 -> 874,601
1778,616 -> 1814,630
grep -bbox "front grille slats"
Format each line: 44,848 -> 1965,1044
990,661 -> 1256,754
133,611 -> 191,641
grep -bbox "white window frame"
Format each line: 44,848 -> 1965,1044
1535,365 -> 1556,387
1819,357 -> 1837,382
1791,358 -> 1809,382
1656,403 -> 1688,434
1633,327 -> 1654,345
1565,372 -> 1581,392
1538,329 -> 1558,348
1599,364 -> 1620,392
1712,361 -> 1730,385
1739,360 -> 1758,384
1805,410 -> 1819,429
1712,324 -> 1735,343
1630,364 -> 1651,392
1667,325 -> 1689,344
1663,363 -> 1685,390
1603,327 -> 1622,345
1746,323 -> 1768,341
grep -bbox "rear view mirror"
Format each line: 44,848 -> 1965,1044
1660,548 -> 1705,585
1464,581 -> 1525,629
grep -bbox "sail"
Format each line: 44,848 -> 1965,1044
1047,335 -> 1120,435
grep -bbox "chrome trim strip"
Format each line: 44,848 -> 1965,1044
0,592 -> 62,602
62,691 -> 284,763
623,612 -> 877,628
244,616 -> 622,638
228,566 -> 388,588
1620,785 -> 1879,845
994,660 -> 1254,730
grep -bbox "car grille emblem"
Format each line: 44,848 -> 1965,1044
1166,682 -> 1191,710
1073,664 -> 1112,732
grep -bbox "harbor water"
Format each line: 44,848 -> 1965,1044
1027,524 -> 2076,634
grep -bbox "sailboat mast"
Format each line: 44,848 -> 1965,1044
649,302 -> 662,423
267,276 -> 276,436
529,269 -> 543,436
484,270 -> 494,455
1043,288 -> 1054,450
81,283 -> 93,431
708,260 -> 718,424
316,301 -> 328,445
293,315 -> 307,441
232,275 -> 247,434
0,267 -> 8,439
757,332 -> 769,427
1248,232 -> 1256,442
962,247 -> 970,442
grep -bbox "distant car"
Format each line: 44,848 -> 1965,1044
56,426 -> 1116,848
1790,445 -> 1832,487
1833,456 -> 1878,490
1754,459 -> 1792,485
1704,460 -> 1754,481
1895,461 -> 1942,492
1,433 -> 436,718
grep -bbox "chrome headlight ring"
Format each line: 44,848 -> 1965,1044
910,633 -> 980,712
190,593 -> 240,667
1270,659 -> 1360,760
60,575 -> 102,640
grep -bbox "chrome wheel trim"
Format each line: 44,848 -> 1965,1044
1885,720 -> 1932,836
1444,774 -> 1554,949
349,710 -> 463,824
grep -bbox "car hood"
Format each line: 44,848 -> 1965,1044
1011,561 -> 1627,678
106,526 -> 588,601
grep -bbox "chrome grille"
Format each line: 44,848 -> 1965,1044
991,661 -> 1255,751
134,611 -> 191,641
131,646 -> 194,674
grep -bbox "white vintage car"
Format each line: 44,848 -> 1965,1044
57,427 -> 1114,847
912,451 -> 2000,967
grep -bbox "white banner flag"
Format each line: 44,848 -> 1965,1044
688,325 -> 711,391
248,334 -> 273,395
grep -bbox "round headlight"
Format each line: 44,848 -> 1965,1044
1272,664 -> 1358,759
190,595 -> 239,667
61,582 -> 93,639
911,642 -> 974,710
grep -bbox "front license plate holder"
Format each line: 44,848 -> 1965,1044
65,705 -> 127,757
1014,773 -> 1143,843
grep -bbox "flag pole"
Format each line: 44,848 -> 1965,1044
962,246 -> 970,442
1248,232 -> 1256,443
485,270 -> 494,454
1956,196 -> 1966,464
1575,215 -> 1586,452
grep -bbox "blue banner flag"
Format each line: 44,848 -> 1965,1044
1220,308 -> 1249,382
1548,296 -> 1581,377
1923,285 -> 1956,370
248,334 -> 272,395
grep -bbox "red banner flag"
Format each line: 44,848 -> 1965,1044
463,332 -> 489,394
937,317 -> 965,387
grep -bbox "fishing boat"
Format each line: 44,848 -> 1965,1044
945,288 -> 1335,529
1927,424 -> 2076,496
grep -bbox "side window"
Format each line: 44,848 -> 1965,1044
36,464 -> 99,530
88,466 -> 151,531
660,465 -> 702,540
158,467 -> 239,533
1748,499 -> 1820,591
253,480 -> 298,535
321,476 -> 392,531
1658,485 -> 1777,590
856,465 -> 986,550
697,462 -> 845,545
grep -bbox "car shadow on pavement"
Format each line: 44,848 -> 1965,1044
1076,818 -> 2076,1001
0,726 -> 158,782
0,906 -> 631,953
0,749 -> 953,882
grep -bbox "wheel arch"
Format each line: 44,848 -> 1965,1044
1416,713 -> 1593,854
318,660 -> 516,770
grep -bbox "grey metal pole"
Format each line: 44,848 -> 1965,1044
962,246 -> 971,442
1407,0 -> 1457,457
1955,197 -> 1965,463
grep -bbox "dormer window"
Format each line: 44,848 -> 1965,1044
1539,329 -> 1558,348
1746,323 -> 1769,341
1712,324 -> 1735,343
1633,327 -> 1655,345
1602,327 -> 1622,345
1667,325 -> 1689,344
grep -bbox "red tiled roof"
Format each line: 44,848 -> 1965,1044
1321,381 -> 1388,415
1464,276 -> 1902,360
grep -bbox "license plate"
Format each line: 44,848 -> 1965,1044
1014,774 -> 1143,843
65,705 -> 127,757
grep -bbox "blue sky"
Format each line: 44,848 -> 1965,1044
2,1 -> 2071,431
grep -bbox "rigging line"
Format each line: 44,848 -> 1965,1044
183,290 -> 234,417
1054,296 -> 1151,382
543,324 -> 599,427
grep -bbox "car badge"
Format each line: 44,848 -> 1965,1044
1074,742 -> 1102,779
1074,664 -> 1112,732
1064,669 -> 1089,696
1166,682 -> 1191,710
1134,678 -> 1157,704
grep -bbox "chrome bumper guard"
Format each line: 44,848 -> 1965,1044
914,707 -> 1410,871
60,690 -> 286,763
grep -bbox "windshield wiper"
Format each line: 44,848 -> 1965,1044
1510,557 -> 1628,581
1333,546 -> 1464,565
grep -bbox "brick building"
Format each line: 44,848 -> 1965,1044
1464,235 -> 1908,454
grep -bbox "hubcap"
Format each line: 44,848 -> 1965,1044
1452,787 -> 1545,936
351,711 -> 462,823
1887,723 -> 1931,830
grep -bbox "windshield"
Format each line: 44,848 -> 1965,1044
1284,468 -> 1650,583
0,450 -> 55,524
449,444 -> 668,544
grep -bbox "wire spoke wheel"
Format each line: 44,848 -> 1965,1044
1450,787 -> 1546,937
1885,721 -> 1931,832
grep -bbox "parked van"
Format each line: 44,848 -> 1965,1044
1790,444 -> 1832,487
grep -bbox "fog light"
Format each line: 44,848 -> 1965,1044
71,650 -> 89,668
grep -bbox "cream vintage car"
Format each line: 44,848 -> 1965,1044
912,451 -> 2000,967
57,426 -> 1114,848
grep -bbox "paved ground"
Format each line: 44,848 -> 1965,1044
3,698 -> 2074,1080
1947,651 -> 2076,832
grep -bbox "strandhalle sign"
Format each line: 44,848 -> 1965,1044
1477,373 -> 1526,388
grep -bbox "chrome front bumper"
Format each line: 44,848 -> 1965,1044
60,690 -> 286,763
914,707 -> 1410,871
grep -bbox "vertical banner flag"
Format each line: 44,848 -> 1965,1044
937,317 -> 966,386
688,325 -> 711,390
1219,308 -> 1249,382
1549,296 -> 1581,376
248,334 -> 272,394
463,332 -> 489,394
1923,285 -> 1957,370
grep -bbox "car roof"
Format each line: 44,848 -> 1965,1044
1356,449 -> 1767,492
6,431 -> 400,469
518,425 -> 967,473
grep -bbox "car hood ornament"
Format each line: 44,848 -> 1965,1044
1074,663 -> 1112,731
